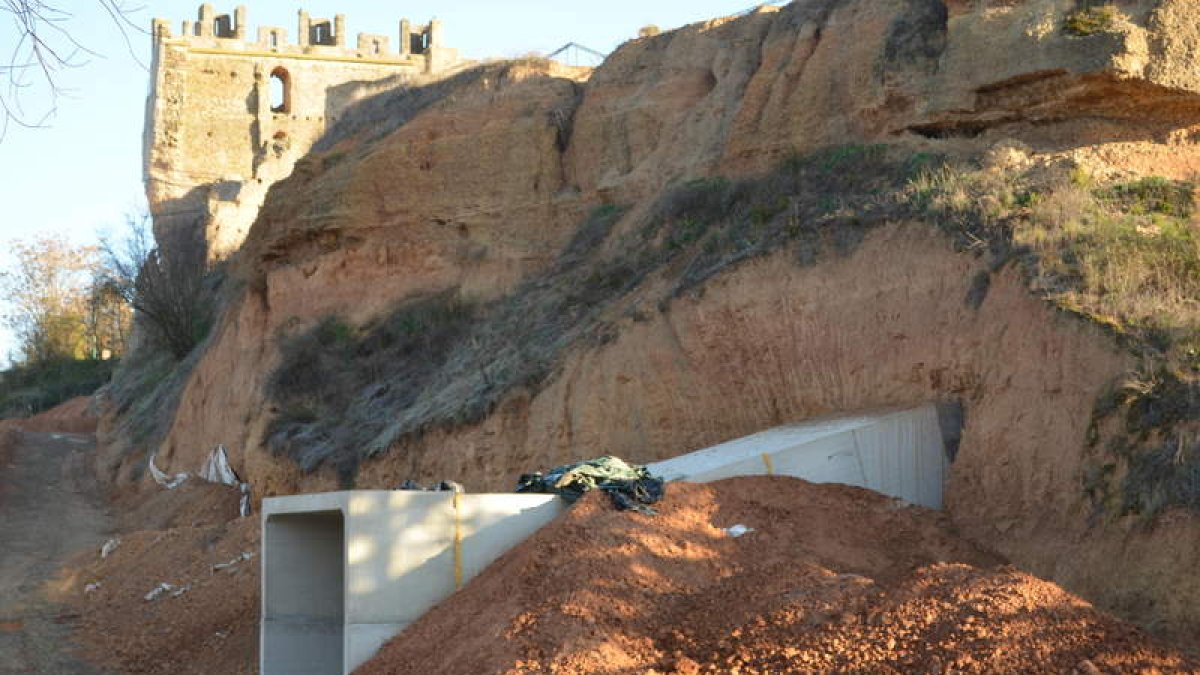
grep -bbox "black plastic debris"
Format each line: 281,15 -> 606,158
516,456 -> 665,515
397,479 -> 464,493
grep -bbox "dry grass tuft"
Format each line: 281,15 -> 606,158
911,160 -> 1200,518
1064,4 -> 1118,36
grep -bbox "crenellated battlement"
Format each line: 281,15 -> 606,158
151,4 -> 451,66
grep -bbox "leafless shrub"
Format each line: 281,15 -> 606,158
99,214 -> 213,360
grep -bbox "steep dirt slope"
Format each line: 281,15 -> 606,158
110,0 -> 1200,643
106,58 -> 591,491
359,479 -> 1197,675
139,0 -> 1200,490
351,223 -> 1200,642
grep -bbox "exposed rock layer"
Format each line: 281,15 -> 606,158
119,0 -> 1200,643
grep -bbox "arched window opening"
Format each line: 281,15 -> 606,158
270,67 -> 291,114
270,32 -> 279,48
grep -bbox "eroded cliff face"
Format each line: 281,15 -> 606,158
120,0 -> 1200,642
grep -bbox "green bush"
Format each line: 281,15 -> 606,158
1064,5 -> 1117,36
0,358 -> 116,418
1102,176 -> 1194,218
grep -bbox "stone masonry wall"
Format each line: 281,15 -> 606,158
144,4 -> 461,259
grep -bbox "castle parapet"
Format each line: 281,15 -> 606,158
152,4 -> 456,68
144,4 -> 462,261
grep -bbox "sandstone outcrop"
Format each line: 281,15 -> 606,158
120,0 -> 1200,643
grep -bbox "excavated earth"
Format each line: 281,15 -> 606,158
115,0 -> 1200,645
8,418 -> 1198,674
67,482 -> 257,675
82,0 -> 1200,667
359,478 -> 1198,675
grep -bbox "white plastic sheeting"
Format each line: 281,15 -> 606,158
198,445 -> 253,517
148,454 -> 188,489
199,445 -> 240,485
151,445 -> 253,517
647,405 -> 951,509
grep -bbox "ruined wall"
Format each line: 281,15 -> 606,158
144,4 -> 462,259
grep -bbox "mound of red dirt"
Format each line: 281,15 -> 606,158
13,396 -> 98,433
112,480 -> 244,532
358,477 -> 1197,674
67,483 -> 259,674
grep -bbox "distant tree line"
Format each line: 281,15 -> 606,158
0,211 -> 212,417
0,232 -> 129,365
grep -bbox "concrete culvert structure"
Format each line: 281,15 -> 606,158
260,491 -> 563,675
262,511 -> 345,674
649,404 -> 954,509
261,405 -> 955,673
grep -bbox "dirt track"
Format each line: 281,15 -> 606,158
0,430 -> 111,674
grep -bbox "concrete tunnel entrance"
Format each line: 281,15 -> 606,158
262,511 -> 345,675
260,491 -> 564,674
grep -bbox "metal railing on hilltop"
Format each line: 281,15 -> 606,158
544,4 -> 786,68
546,42 -> 608,67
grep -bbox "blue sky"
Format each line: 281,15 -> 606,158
0,0 -> 763,363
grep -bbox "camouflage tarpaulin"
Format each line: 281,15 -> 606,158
516,456 -> 665,514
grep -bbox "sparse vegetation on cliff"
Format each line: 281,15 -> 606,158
100,216 -> 215,360
267,295 -> 476,480
92,219 -> 223,481
1064,4 -> 1118,36
265,141 -> 1200,516
909,157 -> 1200,518
264,145 -> 932,480
912,164 -> 1200,367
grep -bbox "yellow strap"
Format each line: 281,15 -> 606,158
452,493 -> 464,590
761,453 -> 775,476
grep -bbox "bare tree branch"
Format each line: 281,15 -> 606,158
1,0 -> 147,141
99,213 -> 213,360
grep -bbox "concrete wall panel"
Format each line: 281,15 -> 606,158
262,491 -> 562,675
261,406 -> 951,673
457,496 -> 565,582
647,405 -> 950,508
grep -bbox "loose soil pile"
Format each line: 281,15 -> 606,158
359,477 -> 1198,674
67,481 -> 258,674
10,396 -> 98,433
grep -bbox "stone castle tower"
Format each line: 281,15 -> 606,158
144,4 -> 460,258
